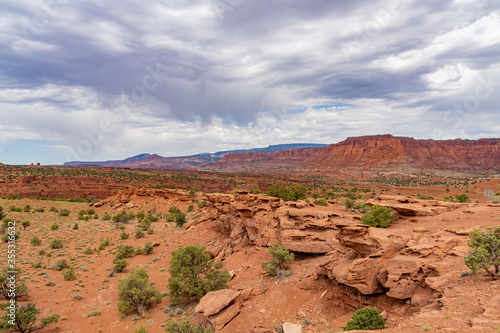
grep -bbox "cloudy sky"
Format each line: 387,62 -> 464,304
1,0 -> 499,165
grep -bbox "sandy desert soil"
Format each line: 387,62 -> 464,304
0,166 -> 499,333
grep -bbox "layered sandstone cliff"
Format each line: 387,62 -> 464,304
205,134 -> 500,172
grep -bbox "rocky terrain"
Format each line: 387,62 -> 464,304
84,187 -> 500,332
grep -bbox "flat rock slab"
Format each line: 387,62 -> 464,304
194,289 -> 240,316
283,322 -> 302,333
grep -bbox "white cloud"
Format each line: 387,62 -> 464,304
0,0 -> 499,163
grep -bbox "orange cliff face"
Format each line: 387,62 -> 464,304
204,134 -> 500,172
305,134 -> 410,169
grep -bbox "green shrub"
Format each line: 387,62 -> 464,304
30,235 -> 41,246
52,259 -> 69,271
325,190 -> 337,199
135,326 -> 149,333
165,316 -> 213,333
9,206 -> 22,212
0,266 -> 28,299
456,193 -> 470,203
361,205 -> 394,228
51,223 -> 59,231
31,262 -> 42,269
59,209 -> 70,217
49,207 -> 57,212
115,245 -> 135,259
442,195 -> 454,202
168,206 -> 181,214
143,242 -> 154,255
73,222 -> 79,230
2,231 -> 20,242
187,205 -> 194,213
266,184 -> 307,201
261,242 -> 294,277
313,199 -> 328,206
117,268 -> 162,317
144,213 -> 158,222
21,220 -> 30,230
464,226 -> 500,277
102,212 -> 111,220
83,247 -> 93,255
113,258 -> 128,273
342,197 -> 354,209
112,211 -> 136,223
23,205 -> 31,212
174,213 -> 187,227
41,314 -> 60,328
49,239 -> 64,249
63,267 -> 76,281
0,302 -> 59,332
120,231 -> 130,240
139,219 -> 151,231
352,201 -> 371,213
87,310 -> 101,317
168,245 -> 230,303
166,208 -> 187,227
135,230 -> 145,239
99,239 -> 110,251
343,307 -> 386,331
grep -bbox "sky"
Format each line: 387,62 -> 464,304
1,0 -> 500,165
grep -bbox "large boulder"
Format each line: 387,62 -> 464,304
194,289 -> 240,316
318,225 -> 472,303
195,288 -> 252,329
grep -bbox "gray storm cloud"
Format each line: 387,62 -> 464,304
0,0 -> 499,162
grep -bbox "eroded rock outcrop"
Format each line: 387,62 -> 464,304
368,195 -> 462,216
198,191 -> 354,257
317,226 -> 468,303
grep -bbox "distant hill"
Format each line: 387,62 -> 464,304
63,143 -> 327,169
203,134 -> 500,173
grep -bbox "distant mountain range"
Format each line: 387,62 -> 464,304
63,143 -> 328,169
203,134 -> 500,173
63,135 -> 500,174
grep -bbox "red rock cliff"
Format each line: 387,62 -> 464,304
206,134 -> 500,171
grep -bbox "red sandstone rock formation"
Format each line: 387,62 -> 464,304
205,134 -> 500,172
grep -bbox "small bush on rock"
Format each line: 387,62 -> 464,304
361,205 -> 394,228
261,242 -> 294,277
343,307 -> 386,331
464,226 -> 500,278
